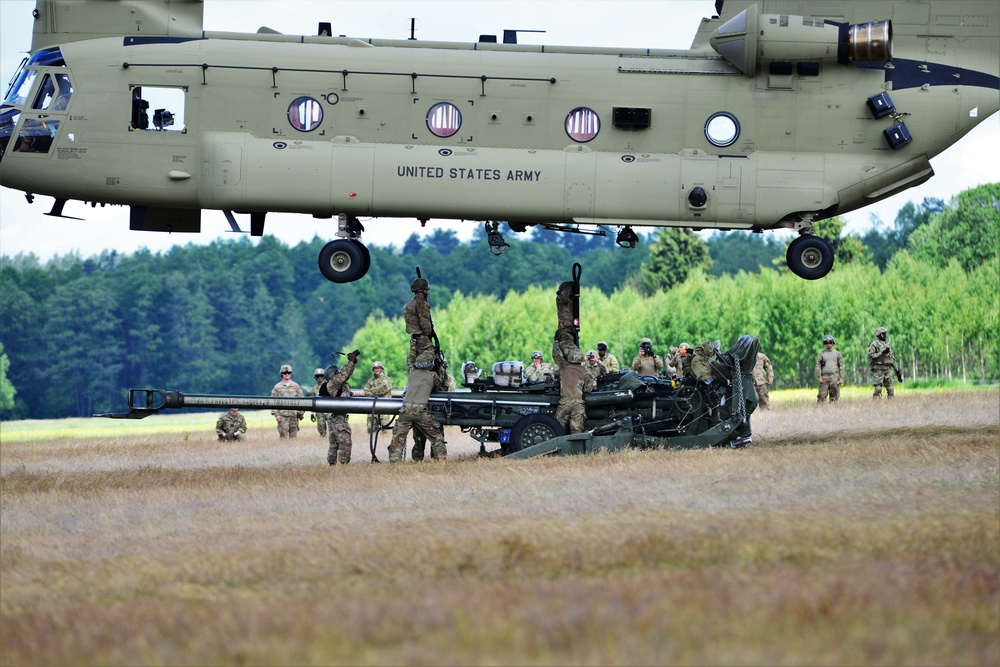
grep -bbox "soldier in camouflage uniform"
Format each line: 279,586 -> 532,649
555,348 -> 589,434
325,350 -> 360,465
585,350 -> 607,383
302,368 -> 328,436
363,361 -> 393,434
524,351 -> 555,383
816,335 -> 845,403
596,341 -> 619,373
631,338 -> 664,376
215,407 -> 247,441
271,364 -> 304,438
411,354 -> 454,461
868,326 -> 896,398
752,351 -> 774,409
404,277 -> 435,373
389,350 -> 446,462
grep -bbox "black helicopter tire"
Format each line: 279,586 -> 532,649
508,414 -> 566,454
318,239 -> 369,283
786,235 -> 835,280
351,239 -> 372,275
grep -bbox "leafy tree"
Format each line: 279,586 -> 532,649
862,198 -> 943,269
909,184 -> 1000,272
706,231 -> 783,276
638,228 -> 711,293
812,216 -> 872,267
0,342 -> 15,414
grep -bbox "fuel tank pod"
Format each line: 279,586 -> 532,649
709,5 -> 891,76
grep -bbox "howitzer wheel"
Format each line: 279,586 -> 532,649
508,414 -> 566,454
669,385 -> 703,420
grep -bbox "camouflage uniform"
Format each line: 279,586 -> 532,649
524,352 -> 555,383
404,281 -> 435,373
325,358 -> 358,465
412,361 -> 453,461
691,341 -> 716,382
271,366 -> 304,438
596,342 -> 620,373
303,369 -> 328,436
389,358 -> 446,462
868,327 -> 896,398
215,410 -> 247,441
752,352 -> 774,409
816,337 -> 845,403
552,282 -> 581,368
585,351 -> 607,384
363,364 -> 393,434
555,349 -> 589,434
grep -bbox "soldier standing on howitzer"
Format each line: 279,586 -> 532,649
363,361 -> 392,435
324,350 -> 360,465
215,407 -> 247,441
816,335 -> 845,403
752,350 -> 774,409
525,351 -> 555,383
303,368 -> 328,437
868,326 -> 897,398
389,349 -> 447,462
596,341 -> 619,373
271,364 -> 304,438
631,338 -> 664,376
404,277 -> 434,373
549,281 -> 590,434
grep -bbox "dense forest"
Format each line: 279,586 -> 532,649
1,184 -> 997,420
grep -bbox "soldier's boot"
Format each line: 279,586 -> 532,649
387,440 -> 404,463
430,439 -> 447,461
873,386 -> 883,398
327,447 -> 338,465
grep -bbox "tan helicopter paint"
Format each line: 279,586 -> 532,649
1,0 -> 997,280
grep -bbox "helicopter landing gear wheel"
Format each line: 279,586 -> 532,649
787,235 -> 834,280
318,239 -> 370,283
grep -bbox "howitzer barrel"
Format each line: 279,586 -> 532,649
99,389 -> 406,419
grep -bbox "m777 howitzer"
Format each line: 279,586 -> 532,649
100,335 -> 761,458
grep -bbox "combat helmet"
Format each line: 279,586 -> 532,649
372,361 -> 384,370
531,350 -> 543,359
823,335 -> 835,344
874,326 -> 887,336
410,277 -> 429,292
313,367 -> 325,377
279,364 -> 293,374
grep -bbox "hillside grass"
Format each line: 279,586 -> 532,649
1,390 -> 997,666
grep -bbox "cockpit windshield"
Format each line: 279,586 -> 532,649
4,48 -> 66,107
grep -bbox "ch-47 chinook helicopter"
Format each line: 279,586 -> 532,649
1,1 -> 997,282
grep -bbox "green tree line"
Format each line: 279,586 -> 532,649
1,185 -> 996,419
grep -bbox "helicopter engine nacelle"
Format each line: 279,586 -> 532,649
709,5 -> 891,76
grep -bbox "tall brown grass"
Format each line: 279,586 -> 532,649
1,391 -> 998,666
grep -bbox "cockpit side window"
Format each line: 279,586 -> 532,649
32,73 -> 74,111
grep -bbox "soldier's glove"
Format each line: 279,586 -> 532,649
310,413 -> 317,422
347,349 -> 361,364
884,346 -> 891,355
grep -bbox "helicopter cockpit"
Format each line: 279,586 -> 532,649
0,47 -> 74,161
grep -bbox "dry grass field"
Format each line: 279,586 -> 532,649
1,390 -> 998,666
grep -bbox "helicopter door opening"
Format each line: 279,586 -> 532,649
130,86 -> 186,132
